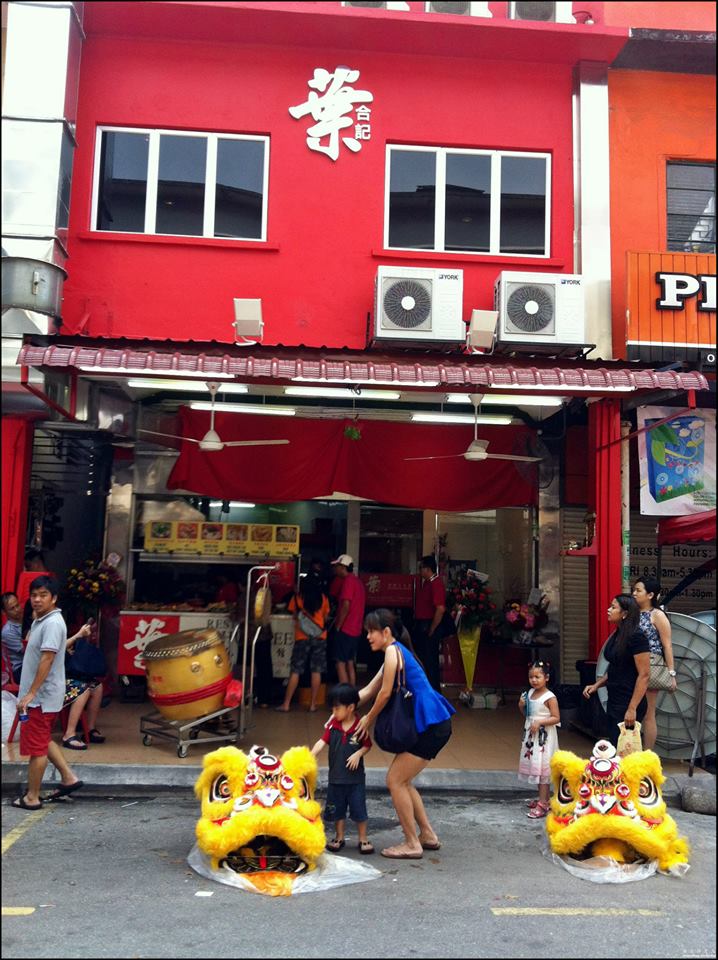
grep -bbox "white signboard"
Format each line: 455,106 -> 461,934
637,406 -> 716,515
289,66 -> 373,161
270,614 -> 295,680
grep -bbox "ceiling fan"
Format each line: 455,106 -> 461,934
138,382 -> 290,453
405,395 -> 542,464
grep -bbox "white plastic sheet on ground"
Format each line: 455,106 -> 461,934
187,843 -> 382,895
543,845 -> 690,883
2,690 -> 19,743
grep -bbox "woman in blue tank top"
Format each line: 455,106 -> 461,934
355,608 -> 454,860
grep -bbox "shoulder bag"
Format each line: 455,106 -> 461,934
67,638 -> 107,680
648,651 -> 673,691
373,645 -> 418,754
296,598 -> 324,639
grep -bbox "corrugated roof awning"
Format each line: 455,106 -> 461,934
16,343 -> 709,394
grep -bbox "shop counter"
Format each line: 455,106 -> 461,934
118,609 -> 239,676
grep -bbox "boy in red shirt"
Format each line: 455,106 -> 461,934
312,683 -> 373,854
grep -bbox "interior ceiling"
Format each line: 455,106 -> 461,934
103,377 -> 564,424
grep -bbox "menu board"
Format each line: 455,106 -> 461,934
143,521 -> 300,557
144,521 -> 174,553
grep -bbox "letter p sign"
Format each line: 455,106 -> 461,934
656,271 -> 717,312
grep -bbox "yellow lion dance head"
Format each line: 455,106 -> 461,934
547,740 -> 689,873
194,744 -> 325,896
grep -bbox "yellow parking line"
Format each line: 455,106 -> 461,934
491,907 -> 663,917
2,907 -> 36,916
2,807 -> 49,855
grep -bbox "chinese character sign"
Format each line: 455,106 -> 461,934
289,67 -> 373,161
637,406 -> 715,515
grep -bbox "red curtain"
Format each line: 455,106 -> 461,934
1,417 -> 34,593
167,408 -> 538,511
657,509 -> 716,546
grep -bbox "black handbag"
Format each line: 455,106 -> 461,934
67,638 -> 107,680
374,645 -> 418,754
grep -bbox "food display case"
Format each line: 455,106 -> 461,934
118,493 -> 301,680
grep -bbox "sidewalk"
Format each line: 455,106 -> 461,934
3,698 -> 714,798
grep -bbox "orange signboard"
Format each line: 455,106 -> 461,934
626,251 -> 716,363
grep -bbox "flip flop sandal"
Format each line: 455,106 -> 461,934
44,780 -> 84,803
358,841 -> 375,855
62,737 -> 87,750
88,729 -> 106,743
12,796 -> 43,811
420,840 -> 441,851
525,799 -> 540,808
527,802 -> 549,819
326,838 -> 345,852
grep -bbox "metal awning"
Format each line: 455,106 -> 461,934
16,343 -> 709,395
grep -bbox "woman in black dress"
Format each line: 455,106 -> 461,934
582,594 -> 650,748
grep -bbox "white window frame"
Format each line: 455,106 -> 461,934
91,126 -> 270,242
384,144 -> 551,258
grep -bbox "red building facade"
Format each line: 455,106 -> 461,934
3,2 -> 713,687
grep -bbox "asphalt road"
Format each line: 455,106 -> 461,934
2,790 -> 716,959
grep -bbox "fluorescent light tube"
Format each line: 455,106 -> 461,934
79,366 -> 234,378
209,501 -> 255,509
284,386 -> 401,400
127,379 -> 248,393
189,402 -> 295,416
446,393 -> 563,407
291,376 -> 440,388
412,413 -> 512,425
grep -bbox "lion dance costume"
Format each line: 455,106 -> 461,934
188,744 -> 380,895
546,739 -> 690,880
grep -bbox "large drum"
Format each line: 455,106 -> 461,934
143,629 -> 232,721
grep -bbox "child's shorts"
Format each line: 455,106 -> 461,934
323,782 -> 368,824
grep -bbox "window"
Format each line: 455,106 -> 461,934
385,146 -> 550,257
667,162 -> 716,254
93,127 -> 269,241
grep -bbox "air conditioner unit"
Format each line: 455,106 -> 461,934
508,2 -> 576,23
373,266 -> 464,344
425,2 -> 491,16
342,2 -> 411,10
494,272 -> 585,345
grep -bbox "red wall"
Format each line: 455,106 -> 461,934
64,36 -> 575,348
602,2 -> 716,30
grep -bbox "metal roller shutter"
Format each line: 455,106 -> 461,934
560,508 -> 590,683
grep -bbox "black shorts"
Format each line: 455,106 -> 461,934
333,630 -> 360,663
409,718 -> 452,761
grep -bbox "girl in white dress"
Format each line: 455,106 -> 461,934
518,660 -> 560,819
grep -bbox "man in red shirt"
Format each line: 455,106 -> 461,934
414,555 -> 448,692
330,554 -> 366,688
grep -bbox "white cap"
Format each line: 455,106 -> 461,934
331,554 -> 353,567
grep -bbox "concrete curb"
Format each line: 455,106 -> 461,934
2,761 -> 713,798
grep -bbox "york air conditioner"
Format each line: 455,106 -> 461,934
494,271 -> 585,346
373,266 -> 464,345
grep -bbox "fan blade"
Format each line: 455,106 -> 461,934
403,454 -> 465,461
221,439 -> 290,448
485,453 -> 541,462
138,429 -> 200,444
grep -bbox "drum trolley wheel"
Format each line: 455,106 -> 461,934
139,705 -> 239,758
